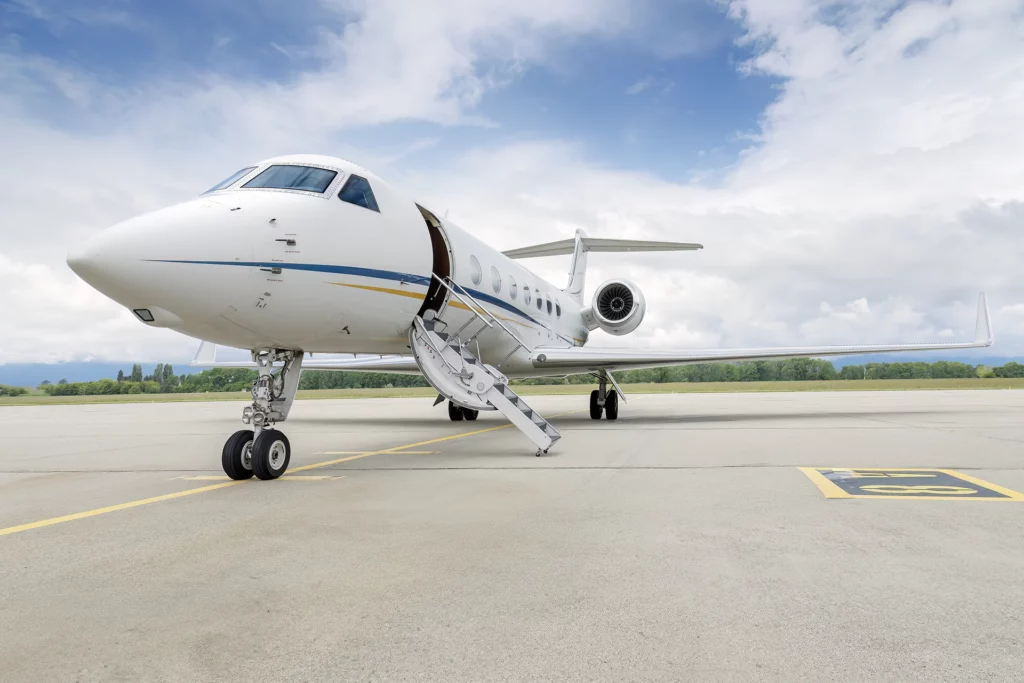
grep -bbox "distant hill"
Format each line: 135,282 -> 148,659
0,362 -> 201,387
1,352 -> 1018,388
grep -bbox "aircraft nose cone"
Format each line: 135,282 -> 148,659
66,229 -> 124,294
66,200 -> 253,330
66,239 -> 103,283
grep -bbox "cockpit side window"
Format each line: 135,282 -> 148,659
204,167 -> 256,193
242,165 -> 338,193
338,175 -> 380,212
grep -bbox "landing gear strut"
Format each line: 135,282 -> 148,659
589,374 -> 618,421
222,349 -> 303,481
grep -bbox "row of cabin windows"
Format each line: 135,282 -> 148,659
468,256 -> 561,318
205,165 -> 380,213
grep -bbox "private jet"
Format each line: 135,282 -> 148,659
67,155 -> 993,480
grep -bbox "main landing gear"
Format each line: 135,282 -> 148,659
589,375 -> 618,421
222,349 -> 302,481
448,400 -> 479,422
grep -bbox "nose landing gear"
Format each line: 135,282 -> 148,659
221,349 -> 302,481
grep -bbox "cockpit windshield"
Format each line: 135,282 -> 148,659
204,167 -> 256,193
242,165 -> 338,194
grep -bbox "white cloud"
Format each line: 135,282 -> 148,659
626,76 -> 656,95
625,75 -> 675,96
0,254 -> 189,363
2,0 -> 1024,364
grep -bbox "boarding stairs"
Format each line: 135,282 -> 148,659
409,276 -> 560,453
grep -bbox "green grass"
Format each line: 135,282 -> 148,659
3,377 -> 1024,406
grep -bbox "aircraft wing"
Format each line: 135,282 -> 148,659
190,343 -> 420,374
531,293 -> 993,372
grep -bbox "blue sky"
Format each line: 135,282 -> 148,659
2,0 -> 1023,367
2,0 -> 776,179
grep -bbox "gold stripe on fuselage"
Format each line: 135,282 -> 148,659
328,282 -> 537,330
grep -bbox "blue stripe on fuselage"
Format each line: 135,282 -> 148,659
147,259 -> 543,326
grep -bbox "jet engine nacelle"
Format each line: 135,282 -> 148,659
581,279 -> 646,336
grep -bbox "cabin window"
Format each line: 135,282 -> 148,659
546,299 -> 553,314
469,256 -> 482,285
509,276 -> 517,300
337,174 -> 380,211
556,302 -> 561,317
243,165 -> 337,193
490,266 -> 501,293
524,286 -> 531,305
204,167 -> 256,193
536,296 -> 542,311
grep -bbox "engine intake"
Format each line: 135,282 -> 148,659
582,279 -> 646,336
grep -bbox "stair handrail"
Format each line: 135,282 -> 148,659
432,274 -> 532,353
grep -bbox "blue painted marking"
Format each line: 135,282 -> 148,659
148,259 -> 542,326
147,259 -> 432,287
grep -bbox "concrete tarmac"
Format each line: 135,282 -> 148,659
2,390 -> 1023,682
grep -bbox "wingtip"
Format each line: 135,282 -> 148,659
976,292 -> 993,346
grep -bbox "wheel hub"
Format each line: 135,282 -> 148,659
268,440 -> 287,471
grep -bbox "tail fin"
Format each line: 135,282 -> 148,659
503,232 -> 703,305
566,229 -> 589,304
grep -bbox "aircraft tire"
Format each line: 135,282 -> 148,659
222,430 -> 255,480
464,409 -> 479,421
251,429 -> 291,480
589,390 -> 603,420
605,391 -> 619,420
448,401 -> 465,421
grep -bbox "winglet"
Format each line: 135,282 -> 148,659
976,292 -> 993,346
190,341 -> 218,367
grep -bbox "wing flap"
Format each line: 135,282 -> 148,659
533,294 -> 993,372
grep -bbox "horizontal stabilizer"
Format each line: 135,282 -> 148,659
503,237 -> 702,259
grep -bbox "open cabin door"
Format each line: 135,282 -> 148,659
415,204 -> 453,318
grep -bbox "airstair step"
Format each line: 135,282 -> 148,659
411,313 -> 558,453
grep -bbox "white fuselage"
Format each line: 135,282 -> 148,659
67,155 -> 587,376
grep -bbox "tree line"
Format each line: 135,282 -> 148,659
28,359 -> 1024,396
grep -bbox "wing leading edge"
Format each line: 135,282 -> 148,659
532,293 -> 993,372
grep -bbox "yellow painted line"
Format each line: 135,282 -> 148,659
0,482 -> 243,537
799,468 -> 1024,501
314,451 -> 369,456
817,495 -> 1024,501
290,424 -> 515,472
281,475 -> 342,481
816,467 -> 958,471
316,450 -> 437,456
937,469 -> 1024,500
798,467 -> 852,499
1,409 -> 583,538
180,475 -> 342,482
